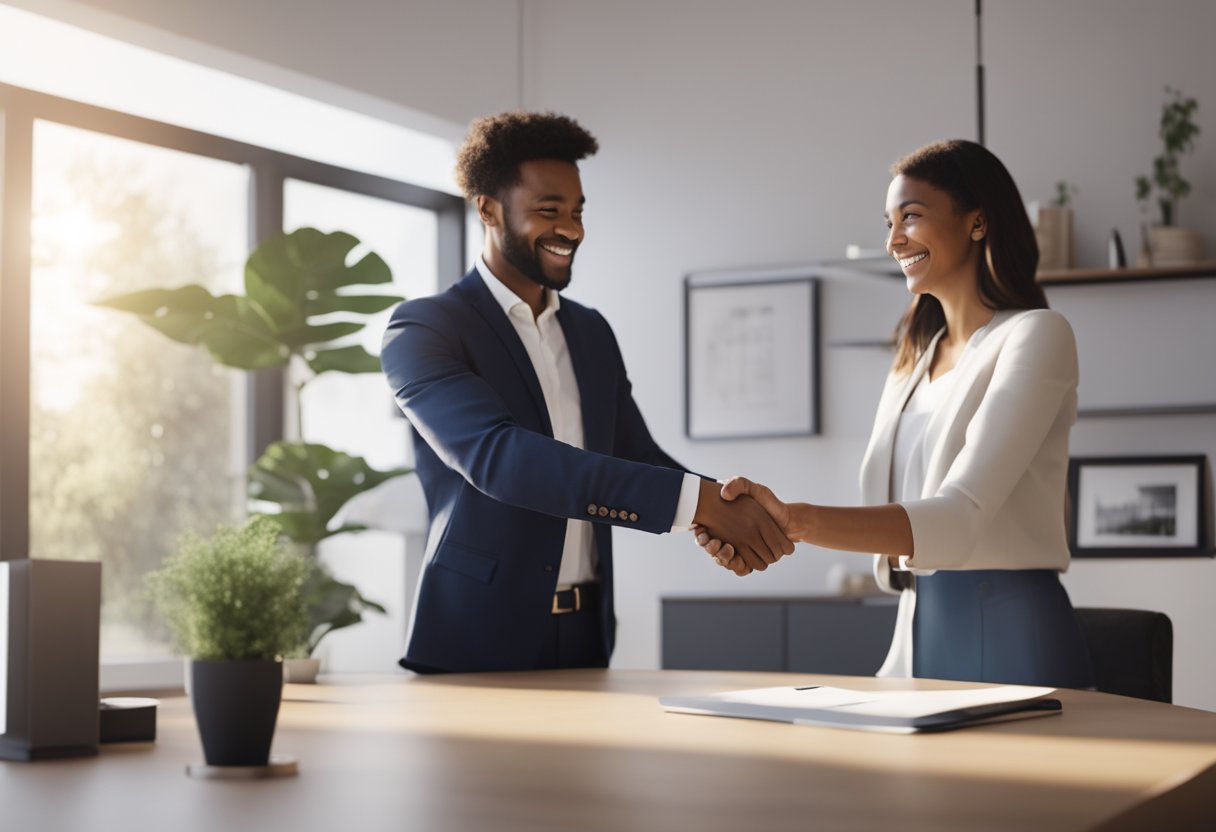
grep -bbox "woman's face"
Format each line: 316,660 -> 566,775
884,174 -> 984,298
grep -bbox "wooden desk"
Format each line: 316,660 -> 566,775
3,670 -> 1215,831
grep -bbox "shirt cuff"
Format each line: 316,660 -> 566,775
670,473 -> 702,531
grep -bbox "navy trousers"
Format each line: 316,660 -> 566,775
535,585 -> 608,670
913,569 -> 1095,689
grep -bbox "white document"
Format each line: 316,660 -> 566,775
660,684 -> 1061,734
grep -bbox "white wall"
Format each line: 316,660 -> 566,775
22,0 -> 1216,708
522,0 -> 1216,711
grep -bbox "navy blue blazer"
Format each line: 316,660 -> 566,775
381,269 -> 689,672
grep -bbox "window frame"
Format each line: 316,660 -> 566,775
0,81 -> 464,689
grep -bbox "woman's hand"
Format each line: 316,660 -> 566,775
720,477 -> 800,538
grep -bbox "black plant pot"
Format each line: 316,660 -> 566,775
190,659 -> 283,767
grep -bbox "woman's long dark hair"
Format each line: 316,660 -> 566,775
890,139 -> 1046,374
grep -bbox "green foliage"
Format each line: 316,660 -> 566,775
95,226 -> 414,656
248,441 -> 411,544
1136,87 -> 1201,227
1051,180 -> 1077,209
94,228 -> 401,374
146,517 -> 314,660
298,569 -> 388,656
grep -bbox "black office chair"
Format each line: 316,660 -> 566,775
1074,607 -> 1173,703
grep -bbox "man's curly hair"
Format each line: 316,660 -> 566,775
455,111 -> 599,200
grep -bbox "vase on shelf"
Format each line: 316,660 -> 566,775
1035,206 -> 1074,271
1138,226 -> 1206,267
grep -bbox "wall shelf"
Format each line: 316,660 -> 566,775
1038,261 -> 1216,286
820,257 -> 1216,286
1077,403 -> 1216,419
827,339 -> 894,349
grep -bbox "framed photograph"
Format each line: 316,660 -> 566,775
1068,456 -> 1211,558
684,273 -> 819,440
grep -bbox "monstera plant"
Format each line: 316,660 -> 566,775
98,227 -> 411,657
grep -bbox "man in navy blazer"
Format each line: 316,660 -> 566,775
381,112 -> 791,673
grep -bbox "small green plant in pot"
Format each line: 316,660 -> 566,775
1135,86 -> 1205,264
147,516 -> 314,768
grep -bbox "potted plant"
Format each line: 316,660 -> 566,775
1035,179 -> 1077,272
97,228 -> 410,678
1136,86 -> 1205,265
147,516 -> 314,767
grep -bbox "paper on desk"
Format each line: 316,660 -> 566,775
660,684 -> 1060,733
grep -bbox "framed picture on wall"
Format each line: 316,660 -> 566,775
684,272 -> 819,440
1068,455 -> 1211,558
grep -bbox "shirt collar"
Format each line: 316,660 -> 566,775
475,255 -> 560,320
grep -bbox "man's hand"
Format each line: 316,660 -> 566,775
694,477 -> 803,576
691,478 -> 793,574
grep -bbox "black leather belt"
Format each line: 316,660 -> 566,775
552,583 -> 600,614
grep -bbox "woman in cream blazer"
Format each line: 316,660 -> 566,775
696,140 -> 1094,689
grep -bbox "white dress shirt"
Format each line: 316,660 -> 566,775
475,257 -> 699,588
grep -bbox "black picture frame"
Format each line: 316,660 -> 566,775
683,273 -> 819,440
1068,455 -> 1212,558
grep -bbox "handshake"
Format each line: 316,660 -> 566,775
689,477 -> 802,577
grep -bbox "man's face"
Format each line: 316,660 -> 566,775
497,159 -> 585,291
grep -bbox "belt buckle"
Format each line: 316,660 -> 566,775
552,586 -> 581,614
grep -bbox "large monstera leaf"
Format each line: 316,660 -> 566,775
248,441 -> 411,544
93,286 -> 288,369
95,228 -> 402,374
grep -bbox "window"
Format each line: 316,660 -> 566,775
0,9 -> 465,689
29,121 -> 248,658
283,180 -> 439,671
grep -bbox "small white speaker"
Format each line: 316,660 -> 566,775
0,559 -> 102,761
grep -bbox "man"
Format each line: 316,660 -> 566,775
381,112 -> 790,673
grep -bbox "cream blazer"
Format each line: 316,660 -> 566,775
860,309 -> 1078,594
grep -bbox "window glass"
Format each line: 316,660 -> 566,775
29,120 -> 248,659
283,178 -> 438,670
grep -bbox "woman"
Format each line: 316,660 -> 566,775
698,139 -> 1094,689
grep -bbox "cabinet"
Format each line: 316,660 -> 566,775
661,595 -> 898,675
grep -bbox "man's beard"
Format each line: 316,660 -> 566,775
501,213 -> 575,292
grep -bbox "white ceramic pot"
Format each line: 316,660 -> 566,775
282,657 -> 321,684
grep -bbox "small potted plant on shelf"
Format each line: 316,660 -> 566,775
1136,86 -> 1205,265
147,516 -> 314,769
1035,179 -> 1077,272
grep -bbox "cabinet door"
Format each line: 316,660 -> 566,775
661,602 -> 784,671
786,600 -> 898,675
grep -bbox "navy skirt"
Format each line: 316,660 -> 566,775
913,569 -> 1095,689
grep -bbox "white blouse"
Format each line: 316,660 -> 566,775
878,327 -> 980,678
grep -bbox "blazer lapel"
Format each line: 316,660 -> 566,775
556,302 -> 607,453
858,330 -> 943,504
918,310 -> 1016,494
455,270 -> 553,436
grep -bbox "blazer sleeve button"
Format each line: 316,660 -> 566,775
598,506 -> 609,517
629,513 -> 639,522
609,510 -> 619,519
587,504 -> 598,515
